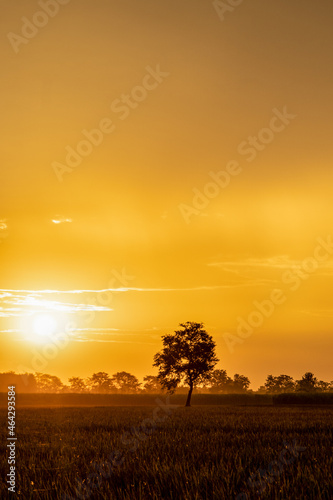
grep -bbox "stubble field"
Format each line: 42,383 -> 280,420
0,405 -> 332,499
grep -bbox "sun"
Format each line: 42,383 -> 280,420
32,314 -> 57,341
21,309 -> 68,345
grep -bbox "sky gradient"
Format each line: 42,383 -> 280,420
1,0 -> 333,388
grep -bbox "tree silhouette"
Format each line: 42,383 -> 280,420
112,372 -> 141,393
232,374 -> 251,393
0,372 -> 37,393
209,369 -> 233,393
153,322 -> 219,406
296,372 -> 318,392
35,373 -> 64,393
87,372 -> 113,393
265,374 -> 295,393
317,380 -> 330,391
278,375 -> 295,392
143,375 -> 163,393
68,376 -> 87,393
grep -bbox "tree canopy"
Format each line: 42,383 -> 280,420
153,322 -> 219,406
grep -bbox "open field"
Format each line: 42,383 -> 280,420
1,393 -> 274,408
1,392 -> 333,408
1,405 -> 332,499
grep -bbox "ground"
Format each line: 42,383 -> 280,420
0,405 -> 332,499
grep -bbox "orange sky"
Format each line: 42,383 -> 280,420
1,0 -> 333,389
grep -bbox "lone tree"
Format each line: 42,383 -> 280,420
153,322 -> 219,407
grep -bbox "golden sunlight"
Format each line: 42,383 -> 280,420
28,313 -> 58,344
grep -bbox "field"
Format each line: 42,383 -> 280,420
1,403 -> 332,499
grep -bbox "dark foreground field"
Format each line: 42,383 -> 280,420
1,405 -> 332,499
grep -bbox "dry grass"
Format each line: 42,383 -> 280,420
0,405 -> 332,499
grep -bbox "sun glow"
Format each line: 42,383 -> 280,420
33,314 -> 57,336
26,314 -> 59,344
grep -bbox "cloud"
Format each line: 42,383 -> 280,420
70,327 -> 155,344
208,255 -> 333,276
0,310 -> 24,318
72,337 -> 154,344
298,308 -> 333,318
205,255 -> 333,288
0,283 -> 267,298
0,292 -> 112,318
209,254 -> 333,269
0,324 -> 155,344
0,278 -> 295,319
52,216 -> 72,224
208,255 -> 295,270
77,327 -> 120,332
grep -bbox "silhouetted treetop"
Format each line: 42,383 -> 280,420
153,322 -> 219,406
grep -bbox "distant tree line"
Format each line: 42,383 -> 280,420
0,370 -> 332,395
151,321 -> 333,406
259,372 -> 333,394
1,321 -> 331,402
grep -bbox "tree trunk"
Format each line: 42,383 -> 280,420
185,383 -> 193,407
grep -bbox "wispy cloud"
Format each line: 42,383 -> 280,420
0,283 -> 268,297
1,296 -> 111,311
72,338 -> 154,344
70,326 -> 156,344
77,327 -> 120,332
51,216 -> 72,224
0,325 -> 156,345
208,255 -> 333,277
0,282 -> 276,319
298,308 -> 333,318
209,255 -> 295,270
0,292 -> 113,318
1,275 -> 303,320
